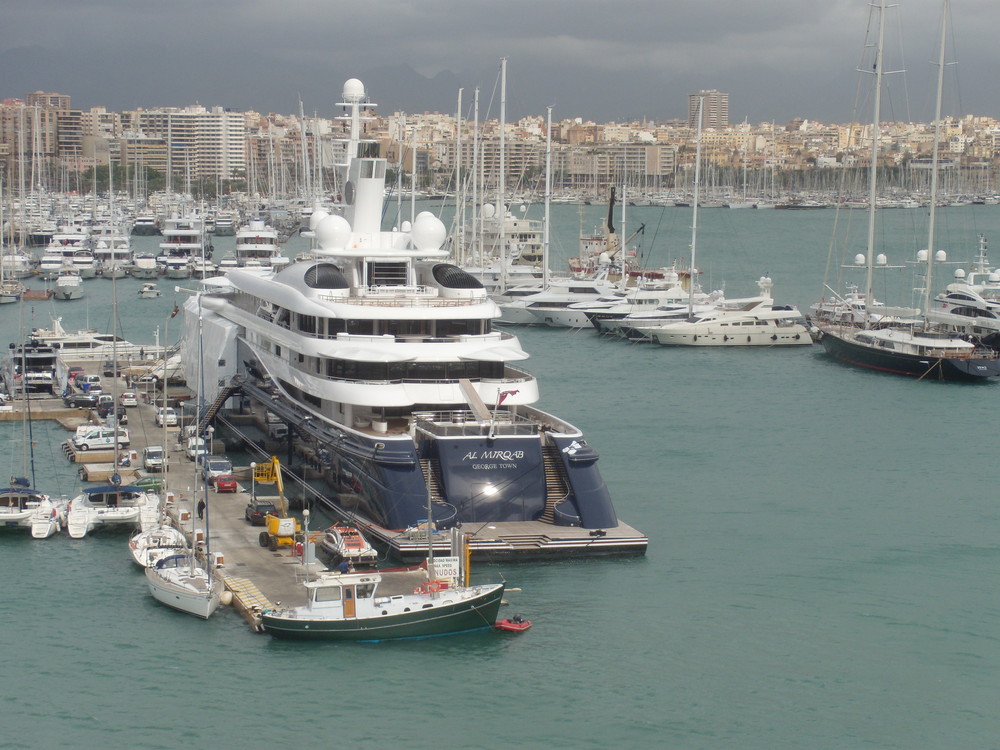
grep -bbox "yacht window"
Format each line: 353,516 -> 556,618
298,315 -> 317,334
346,320 -> 376,335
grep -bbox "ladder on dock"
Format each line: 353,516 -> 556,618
197,381 -> 242,436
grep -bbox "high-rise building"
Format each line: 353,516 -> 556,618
122,106 -> 245,180
25,91 -> 70,110
688,90 -> 729,130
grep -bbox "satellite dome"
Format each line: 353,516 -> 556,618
481,203 -> 496,219
854,254 -> 866,266
410,212 -> 447,251
315,214 -> 352,250
343,78 -> 365,102
954,268 -> 967,279
309,208 -> 330,231
916,249 -> 928,262
935,250 -> 947,262
876,253 -> 887,266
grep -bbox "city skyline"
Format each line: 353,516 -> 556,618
2,1 -> 999,126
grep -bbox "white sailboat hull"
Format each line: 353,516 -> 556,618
145,566 -> 222,619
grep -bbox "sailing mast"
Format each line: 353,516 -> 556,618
862,0 -> 887,324
922,0 -> 949,321
688,96 -> 704,321
543,106 -> 552,290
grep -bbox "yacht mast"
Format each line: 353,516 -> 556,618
923,0 -> 948,319
863,0 -> 887,319
543,106 -> 552,289
688,96 -> 704,321
498,58 -> 507,290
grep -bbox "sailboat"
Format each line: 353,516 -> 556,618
145,288 -> 223,618
817,0 -> 1000,381
0,305 -> 66,537
0,174 -> 24,304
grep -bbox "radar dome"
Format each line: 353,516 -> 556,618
315,214 -> 352,250
954,268 -> 967,279
854,254 -> 866,266
935,250 -> 947,262
990,271 -> 1000,283
916,249 -> 928,262
481,203 -> 496,219
410,212 -> 447,251
876,253 -> 887,266
309,208 -> 330,231
343,78 -> 365,101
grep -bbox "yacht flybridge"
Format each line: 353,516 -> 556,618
182,80 -> 646,560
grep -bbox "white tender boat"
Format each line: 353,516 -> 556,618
138,283 -> 161,299
318,522 -> 378,566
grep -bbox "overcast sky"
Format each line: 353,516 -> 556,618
2,0 -> 998,126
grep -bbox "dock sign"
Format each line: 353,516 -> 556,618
431,556 -> 460,580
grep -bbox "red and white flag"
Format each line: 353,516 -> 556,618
496,389 -> 519,406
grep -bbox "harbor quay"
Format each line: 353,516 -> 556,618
14,356 -> 642,631
10,361 -> 330,632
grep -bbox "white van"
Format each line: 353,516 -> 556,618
72,426 -> 130,451
265,411 -> 288,440
185,436 -> 207,461
142,445 -> 167,472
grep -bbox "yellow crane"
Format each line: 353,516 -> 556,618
254,456 -> 302,551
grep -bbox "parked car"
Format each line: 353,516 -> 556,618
120,391 -> 138,408
213,474 -> 238,493
199,455 -> 233,484
64,392 -> 99,409
74,373 -> 101,391
245,499 -> 277,525
97,405 -> 127,424
67,366 -> 85,382
133,475 -> 165,493
155,407 -> 178,427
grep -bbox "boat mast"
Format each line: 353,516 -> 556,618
688,96 -> 704,322
543,106 -> 552,289
456,88 -> 464,267
923,0 -> 948,320
499,58 -> 507,291
863,0 -> 887,321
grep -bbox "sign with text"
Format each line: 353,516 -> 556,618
430,556 -> 460,580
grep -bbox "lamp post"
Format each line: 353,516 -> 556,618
302,508 -> 311,577
250,462 -> 256,501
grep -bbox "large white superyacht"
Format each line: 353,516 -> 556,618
181,79 -> 646,561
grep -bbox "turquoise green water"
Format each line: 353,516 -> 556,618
3,205 -> 1000,749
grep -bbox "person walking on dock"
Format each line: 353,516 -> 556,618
197,498 -> 206,520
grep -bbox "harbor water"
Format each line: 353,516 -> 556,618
4,204 -> 1000,749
